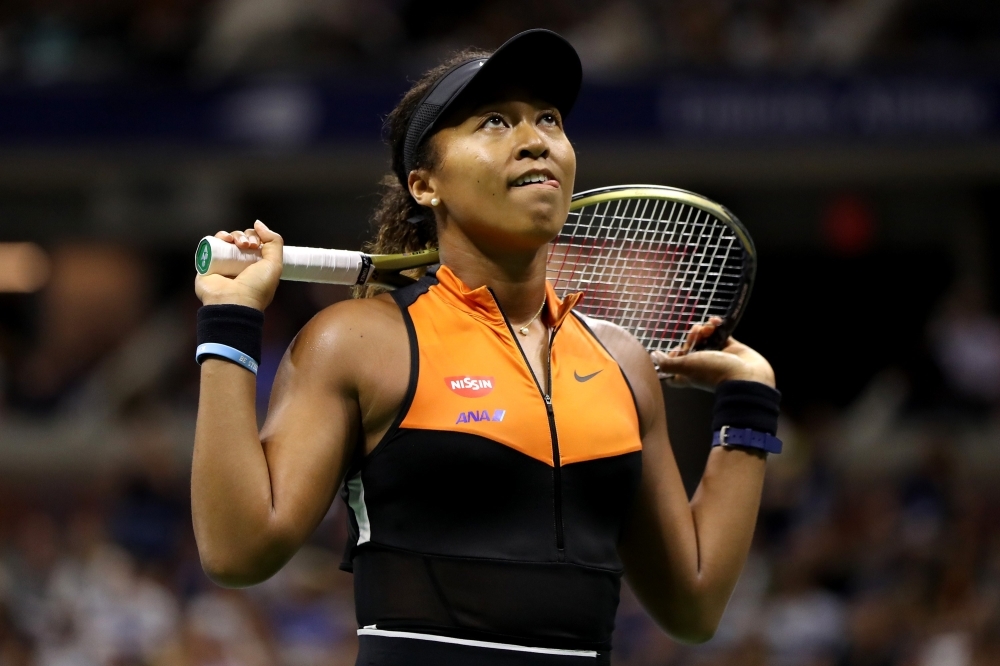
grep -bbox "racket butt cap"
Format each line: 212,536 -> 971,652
195,237 -> 213,275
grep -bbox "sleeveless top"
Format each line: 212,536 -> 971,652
340,264 -> 643,654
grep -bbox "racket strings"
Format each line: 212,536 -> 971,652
548,197 -> 744,352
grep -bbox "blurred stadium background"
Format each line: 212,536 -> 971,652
1,1 -> 1000,665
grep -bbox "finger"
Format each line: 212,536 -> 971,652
652,350 -> 693,373
214,230 -> 235,242
679,319 -> 721,354
654,349 -> 727,384
654,350 -> 730,391
675,326 -> 695,355
651,354 -> 674,380
242,228 -> 261,249
254,220 -> 284,264
665,342 -> 689,358
681,323 -> 705,353
653,352 -> 691,373
233,231 -> 258,250
254,219 -> 282,244
685,319 -> 719,350
693,320 -> 719,344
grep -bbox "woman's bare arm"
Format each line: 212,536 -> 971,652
190,222 -> 406,587
192,301 -> 372,587
591,320 -> 771,643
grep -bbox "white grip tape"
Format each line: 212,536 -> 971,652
198,236 -> 365,285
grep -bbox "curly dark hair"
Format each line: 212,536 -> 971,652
355,49 -> 492,298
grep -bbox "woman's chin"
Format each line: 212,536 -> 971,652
514,198 -> 568,227
464,223 -> 558,256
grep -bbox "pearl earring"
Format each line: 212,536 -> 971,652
430,197 -> 440,207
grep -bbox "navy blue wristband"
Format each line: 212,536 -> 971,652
711,380 -> 782,454
712,426 -> 782,454
712,380 -> 781,434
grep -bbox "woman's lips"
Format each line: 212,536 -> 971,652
511,179 -> 560,189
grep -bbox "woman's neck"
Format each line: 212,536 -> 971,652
438,233 -> 549,326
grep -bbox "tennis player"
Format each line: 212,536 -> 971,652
192,30 -> 779,666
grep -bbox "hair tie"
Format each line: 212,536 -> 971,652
406,213 -> 429,225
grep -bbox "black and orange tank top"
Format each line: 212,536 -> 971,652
341,264 -> 643,656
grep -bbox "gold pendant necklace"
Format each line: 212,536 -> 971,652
518,298 -> 547,335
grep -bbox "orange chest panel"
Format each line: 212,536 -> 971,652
399,270 -> 642,466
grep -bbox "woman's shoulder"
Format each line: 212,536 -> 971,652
310,292 -> 401,329
287,294 -> 406,369
577,315 -> 646,365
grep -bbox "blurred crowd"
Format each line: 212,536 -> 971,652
3,394 -> 1000,665
0,457 -> 360,666
0,0 -> 995,84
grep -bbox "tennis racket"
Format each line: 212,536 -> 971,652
194,185 -> 756,352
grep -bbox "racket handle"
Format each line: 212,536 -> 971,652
194,236 -> 367,285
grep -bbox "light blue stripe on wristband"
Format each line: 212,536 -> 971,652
195,343 -> 259,375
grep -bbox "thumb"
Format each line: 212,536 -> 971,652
651,350 -> 692,372
255,220 -> 284,263
650,352 -> 692,386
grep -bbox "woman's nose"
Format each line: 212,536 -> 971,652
514,124 -> 549,160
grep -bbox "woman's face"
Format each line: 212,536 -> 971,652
410,92 -> 576,255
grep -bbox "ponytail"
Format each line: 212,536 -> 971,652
355,48 -> 492,298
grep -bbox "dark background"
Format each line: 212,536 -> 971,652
2,1 -> 1000,665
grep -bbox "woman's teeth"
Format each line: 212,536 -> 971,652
513,173 -> 550,187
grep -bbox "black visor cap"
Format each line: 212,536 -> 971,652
402,29 -> 582,175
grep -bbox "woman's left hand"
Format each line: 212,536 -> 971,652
650,317 -> 775,391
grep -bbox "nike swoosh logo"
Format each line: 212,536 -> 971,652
574,370 -> 602,382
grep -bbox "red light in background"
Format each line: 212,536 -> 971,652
822,194 -> 876,256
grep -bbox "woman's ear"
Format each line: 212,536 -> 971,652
408,170 -> 437,208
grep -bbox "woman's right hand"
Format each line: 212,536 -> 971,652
194,220 -> 284,311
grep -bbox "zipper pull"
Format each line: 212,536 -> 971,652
544,394 -> 553,414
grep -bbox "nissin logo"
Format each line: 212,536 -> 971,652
446,376 -> 494,397
456,409 -> 506,424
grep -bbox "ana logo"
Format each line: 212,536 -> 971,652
446,376 -> 494,398
456,409 -> 506,424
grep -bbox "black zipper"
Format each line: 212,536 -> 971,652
488,288 -> 565,556
544,353 -> 565,555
